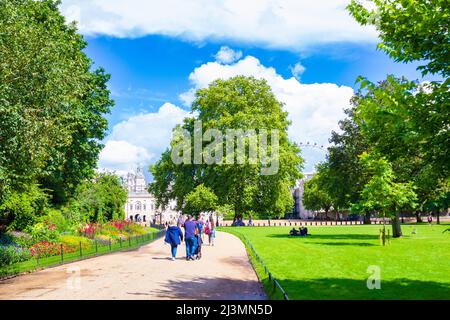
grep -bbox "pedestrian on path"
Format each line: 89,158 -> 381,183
164,219 -> 184,261
206,216 -> 216,246
183,215 -> 198,260
197,215 -> 205,242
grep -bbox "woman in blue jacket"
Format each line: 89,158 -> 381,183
165,219 -> 184,260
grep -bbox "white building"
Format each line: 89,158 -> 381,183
123,166 -> 179,225
291,173 -> 315,219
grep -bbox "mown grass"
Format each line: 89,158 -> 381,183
221,224 -> 450,300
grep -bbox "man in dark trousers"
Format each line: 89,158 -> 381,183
183,215 -> 198,261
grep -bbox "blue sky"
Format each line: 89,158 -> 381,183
86,36 -> 429,128
59,1 -> 436,177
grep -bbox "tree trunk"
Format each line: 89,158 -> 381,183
363,211 -> 371,224
391,214 -> 402,238
415,211 -> 422,223
437,210 -> 440,224
233,207 -> 239,224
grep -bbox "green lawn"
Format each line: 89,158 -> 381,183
222,224 -> 450,300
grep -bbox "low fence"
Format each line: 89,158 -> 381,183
220,219 -> 387,227
0,230 -> 165,279
224,229 -> 289,300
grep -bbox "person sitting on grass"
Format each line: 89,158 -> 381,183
300,227 -> 309,236
289,228 -> 299,236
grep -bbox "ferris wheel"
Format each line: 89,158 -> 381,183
298,141 -> 328,152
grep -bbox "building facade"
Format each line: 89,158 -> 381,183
123,167 -> 179,225
291,173 -> 315,219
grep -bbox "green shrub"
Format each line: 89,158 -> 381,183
42,209 -> 70,233
0,185 -> 49,231
27,222 -> 60,243
0,245 -> 31,266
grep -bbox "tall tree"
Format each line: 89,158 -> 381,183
324,105 -> 371,221
348,0 -> 449,189
302,173 -> 333,220
354,153 -> 417,238
0,0 -> 113,206
150,76 -> 303,219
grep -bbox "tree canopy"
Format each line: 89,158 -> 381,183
149,76 -> 303,218
0,0 -> 114,228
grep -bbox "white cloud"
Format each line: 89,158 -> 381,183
98,140 -> 151,176
215,46 -> 243,64
180,49 -> 355,170
99,49 -> 355,174
60,0 -> 378,50
290,62 -> 305,80
98,102 -> 191,173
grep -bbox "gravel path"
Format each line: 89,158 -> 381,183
0,231 -> 266,300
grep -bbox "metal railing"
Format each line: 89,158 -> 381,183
0,230 -> 165,279
220,219 -> 391,227
225,229 -> 289,300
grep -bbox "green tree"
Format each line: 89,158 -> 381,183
184,184 -> 218,217
150,76 -> 303,219
302,172 -> 333,219
354,153 -> 417,238
353,76 -> 448,221
0,0 -> 113,206
348,0 -> 449,77
320,105 -> 371,222
348,0 -> 449,200
69,173 -> 127,223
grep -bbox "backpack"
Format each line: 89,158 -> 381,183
198,220 -> 204,230
204,224 -> 210,235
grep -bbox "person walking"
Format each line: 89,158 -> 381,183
183,215 -> 198,260
428,215 -> 433,226
206,216 -> 216,246
164,219 -> 184,261
197,216 -> 205,241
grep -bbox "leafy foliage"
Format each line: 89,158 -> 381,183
69,173 -> 128,223
348,0 -> 449,77
0,0 -> 114,228
354,153 -> 417,237
184,184 -> 218,216
302,172 -> 333,217
150,76 -> 303,219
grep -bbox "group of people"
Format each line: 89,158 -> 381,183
164,214 -> 216,261
289,227 -> 309,237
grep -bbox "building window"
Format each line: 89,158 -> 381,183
136,202 -> 142,211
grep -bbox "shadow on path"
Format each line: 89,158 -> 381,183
146,277 -> 267,300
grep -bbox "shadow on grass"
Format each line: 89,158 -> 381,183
275,277 -> 450,300
307,241 -> 377,247
143,277 -> 267,300
267,233 -> 380,240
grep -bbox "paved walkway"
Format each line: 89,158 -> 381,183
0,231 -> 266,300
